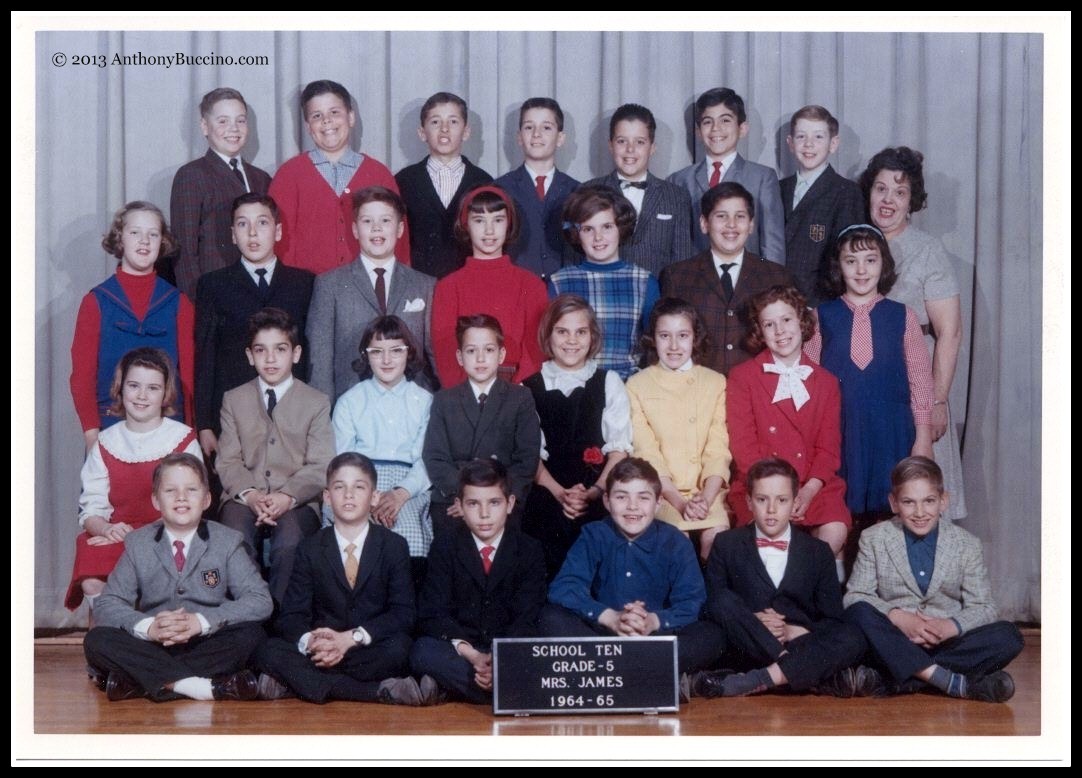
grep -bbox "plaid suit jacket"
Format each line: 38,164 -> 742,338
658,249 -> 792,376
170,149 -> 272,298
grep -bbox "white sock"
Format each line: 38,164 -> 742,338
836,559 -> 846,583
172,676 -> 214,701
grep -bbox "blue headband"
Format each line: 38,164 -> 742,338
837,223 -> 885,241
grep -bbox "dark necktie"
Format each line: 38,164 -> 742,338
709,160 -> 723,188
477,392 -> 487,413
374,267 -> 387,314
266,387 -> 277,416
481,545 -> 494,574
719,262 -> 736,299
173,540 -> 186,572
621,180 -> 648,191
230,158 -> 247,192
535,175 -> 547,200
255,268 -> 269,295
756,538 -> 789,551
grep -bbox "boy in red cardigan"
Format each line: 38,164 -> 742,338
269,80 -> 410,274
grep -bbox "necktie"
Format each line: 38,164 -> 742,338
230,158 -> 247,192
344,543 -> 358,587
266,387 -> 277,416
481,545 -> 495,574
535,175 -> 547,200
255,268 -> 269,294
793,177 -> 809,208
719,263 -> 736,299
173,540 -> 186,572
621,180 -> 648,191
762,362 -> 814,410
709,160 -> 723,188
477,392 -> 487,413
756,538 -> 789,551
373,267 -> 387,314
851,304 -> 874,370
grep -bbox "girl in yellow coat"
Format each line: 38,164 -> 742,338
626,298 -> 730,561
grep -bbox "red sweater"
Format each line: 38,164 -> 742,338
70,269 -> 196,431
268,152 -> 410,274
431,255 -> 548,386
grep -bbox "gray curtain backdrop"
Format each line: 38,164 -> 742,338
34,30 -> 1042,626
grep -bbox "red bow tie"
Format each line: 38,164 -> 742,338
756,538 -> 789,550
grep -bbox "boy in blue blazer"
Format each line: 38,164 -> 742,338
495,97 -> 580,280
410,459 -> 547,703
668,88 -> 786,265
84,454 -> 272,702
254,452 -> 436,705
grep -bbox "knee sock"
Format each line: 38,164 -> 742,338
721,667 -> 775,697
835,560 -> 846,583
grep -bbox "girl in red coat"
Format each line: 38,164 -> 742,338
726,285 -> 850,578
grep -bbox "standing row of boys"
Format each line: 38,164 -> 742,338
67,80 -> 1018,708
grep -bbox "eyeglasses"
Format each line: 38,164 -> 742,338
364,346 -> 409,359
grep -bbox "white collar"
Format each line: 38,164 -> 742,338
334,522 -> 370,552
711,249 -> 745,268
469,377 -> 497,400
473,530 -> 505,554
259,375 -> 294,401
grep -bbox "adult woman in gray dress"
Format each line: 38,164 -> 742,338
861,147 -> 967,520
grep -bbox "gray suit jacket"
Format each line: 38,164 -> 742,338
94,519 -> 273,635
843,518 -> 998,633
216,378 -> 335,510
668,154 -> 786,265
306,260 -> 437,401
583,171 -> 694,276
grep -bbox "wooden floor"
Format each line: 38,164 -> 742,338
31,632 -> 1040,748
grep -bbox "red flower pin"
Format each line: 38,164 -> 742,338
582,446 -> 605,466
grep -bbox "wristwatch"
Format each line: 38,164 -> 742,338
351,628 -> 364,644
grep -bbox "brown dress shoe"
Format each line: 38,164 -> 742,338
105,671 -> 146,702
211,670 -> 259,701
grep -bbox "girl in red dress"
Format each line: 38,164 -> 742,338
65,347 -> 202,612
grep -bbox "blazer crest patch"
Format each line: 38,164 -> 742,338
809,224 -> 827,243
202,569 -> 221,588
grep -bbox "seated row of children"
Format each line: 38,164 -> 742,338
172,80 -> 861,301
83,451 -> 1022,706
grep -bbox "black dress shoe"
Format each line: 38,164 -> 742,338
105,671 -> 146,701
87,664 -> 108,692
689,670 -> 731,699
211,670 -> 259,701
963,670 -> 1016,703
851,665 -> 889,697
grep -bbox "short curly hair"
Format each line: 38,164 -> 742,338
561,185 -> 637,250
743,285 -> 816,354
859,146 -> 928,214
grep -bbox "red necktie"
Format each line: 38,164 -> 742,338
709,161 -> 723,188
173,540 -> 186,571
756,538 -> 789,551
374,267 -> 387,314
481,545 -> 495,574
535,175 -> 546,200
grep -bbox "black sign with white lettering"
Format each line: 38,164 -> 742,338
492,637 -> 679,715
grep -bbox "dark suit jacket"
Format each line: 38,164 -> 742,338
659,249 -> 792,376
418,524 -> 547,649
395,156 -> 492,279
194,261 -> 315,432
170,149 -> 273,298
495,164 -> 579,279
779,164 -> 865,306
583,171 -> 694,275
275,524 -> 416,644
705,525 -> 845,633
422,379 -> 541,505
